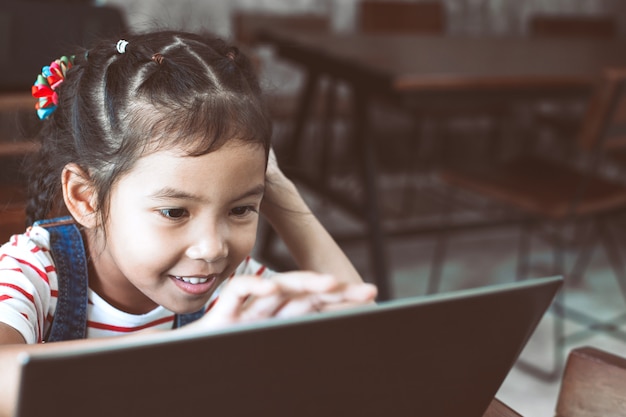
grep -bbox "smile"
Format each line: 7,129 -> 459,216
169,274 -> 219,296
172,276 -> 212,285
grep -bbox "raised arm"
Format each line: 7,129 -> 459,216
260,149 -> 364,285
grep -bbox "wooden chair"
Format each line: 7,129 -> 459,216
481,346 -> 626,417
527,14 -> 619,151
435,68 -> 626,380
555,346 -> 626,417
357,0 -> 446,34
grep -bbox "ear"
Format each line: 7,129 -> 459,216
62,163 -> 98,229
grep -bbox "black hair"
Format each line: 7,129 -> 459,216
26,30 -> 272,226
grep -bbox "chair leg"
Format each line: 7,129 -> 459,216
515,304 -> 565,382
598,216 -> 626,302
518,216 -> 626,381
569,218 -> 599,287
401,114 -> 424,213
351,89 -> 392,301
516,220 -> 532,281
427,186 -> 457,294
555,215 -> 626,343
286,70 -> 321,163
427,231 -> 447,295
515,222 -> 566,381
319,78 -> 338,189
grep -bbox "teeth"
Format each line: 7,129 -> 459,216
177,276 -> 209,285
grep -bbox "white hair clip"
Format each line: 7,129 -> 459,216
116,39 -> 129,54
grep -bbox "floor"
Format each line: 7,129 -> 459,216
259,171 -> 626,417
385,226 -> 626,417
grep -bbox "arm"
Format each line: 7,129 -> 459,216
261,149 -> 364,284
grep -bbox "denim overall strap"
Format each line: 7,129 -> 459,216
35,216 -> 89,342
35,216 -> 204,336
174,309 -> 205,328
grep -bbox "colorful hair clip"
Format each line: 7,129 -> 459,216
31,55 -> 75,120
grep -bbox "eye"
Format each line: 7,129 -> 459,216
230,205 -> 258,217
159,208 -> 188,219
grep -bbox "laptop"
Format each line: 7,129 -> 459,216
13,276 -> 561,417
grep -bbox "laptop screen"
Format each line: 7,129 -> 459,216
14,276 -> 561,417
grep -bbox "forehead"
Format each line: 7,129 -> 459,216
119,142 -> 266,195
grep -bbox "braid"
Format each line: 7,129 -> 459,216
25,150 -> 56,226
24,114 -> 75,226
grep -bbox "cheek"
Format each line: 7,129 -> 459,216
230,222 -> 259,258
107,219 -> 161,263
106,206 -> 173,266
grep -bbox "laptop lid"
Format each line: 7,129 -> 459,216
14,276 -> 561,417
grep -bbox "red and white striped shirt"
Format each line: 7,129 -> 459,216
0,226 -> 273,344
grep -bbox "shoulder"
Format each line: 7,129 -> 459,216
0,226 -> 58,344
0,225 -> 57,299
0,226 -> 54,268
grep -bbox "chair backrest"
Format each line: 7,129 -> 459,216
357,0 -> 446,34
529,14 -> 617,39
0,0 -> 128,92
577,68 -> 626,152
555,346 -> 626,417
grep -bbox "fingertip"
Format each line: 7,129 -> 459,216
317,273 -> 342,290
347,282 -> 379,301
365,283 -> 378,298
228,275 -> 278,297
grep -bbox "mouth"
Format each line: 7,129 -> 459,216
173,276 -> 211,285
169,274 -> 219,295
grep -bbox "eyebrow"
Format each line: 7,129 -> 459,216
149,184 -> 265,203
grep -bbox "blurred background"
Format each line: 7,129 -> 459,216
3,1 -> 626,415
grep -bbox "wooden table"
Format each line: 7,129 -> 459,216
257,29 -> 626,300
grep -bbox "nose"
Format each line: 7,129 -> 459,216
185,220 -> 229,263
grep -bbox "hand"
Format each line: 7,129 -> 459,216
264,147 -> 285,186
192,271 -> 377,331
261,147 -> 299,213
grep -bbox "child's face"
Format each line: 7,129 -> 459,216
86,141 -> 266,315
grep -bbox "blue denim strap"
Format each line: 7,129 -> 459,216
35,216 -> 89,342
175,309 -> 205,328
35,216 -> 204,339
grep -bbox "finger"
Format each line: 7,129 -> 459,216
269,271 -> 340,294
238,274 -> 339,320
239,292 -> 288,321
284,283 -> 376,317
205,276 -> 278,324
273,283 -> 378,318
318,301 -> 374,313
293,282 -> 378,306
273,296 -> 322,319
267,147 -> 277,164
339,283 -> 378,302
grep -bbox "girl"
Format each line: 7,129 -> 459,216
0,30 -> 376,349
